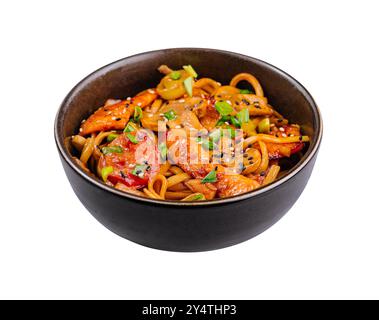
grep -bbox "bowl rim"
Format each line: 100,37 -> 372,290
54,47 -> 323,206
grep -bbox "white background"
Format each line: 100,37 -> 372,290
1,0 -> 378,300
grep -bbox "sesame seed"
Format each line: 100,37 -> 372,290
79,128 -> 83,132
148,89 -> 155,94
175,125 -> 181,129
127,97 -> 131,101
282,133 -> 287,137
279,127 -> 285,132
248,156 -> 253,160
270,124 -> 275,127
137,102 -> 142,106
179,99 -> 185,103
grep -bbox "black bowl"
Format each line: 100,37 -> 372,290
54,48 -> 322,252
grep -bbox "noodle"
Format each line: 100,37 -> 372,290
257,141 -> 269,173
167,173 -> 191,188
262,165 -> 281,186
148,174 -> 168,199
230,73 -> 264,97
80,135 -> 95,164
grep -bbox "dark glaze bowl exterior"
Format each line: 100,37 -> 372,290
55,48 -> 322,252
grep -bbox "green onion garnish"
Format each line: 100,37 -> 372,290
163,109 -> 177,120
170,71 -> 181,80
196,137 -> 214,150
209,129 -> 222,142
123,122 -> 135,133
134,106 -> 143,122
131,164 -> 148,178
126,133 -> 139,144
187,193 -> 205,201
237,108 -> 249,124
201,169 -> 217,184
240,89 -> 253,94
183,77 -> 193,97
216,115 -> 230,127
101,146 -> 123,154
224,127 -> 236,139
158,142 -> 168,160
106,133 -> 119,142
230,116 -> 241,128
132,164 -> 149,177
215,101 -> 233,116
183,65 -> 198,78
190,194 -> 205,200
101,166 -> 113,182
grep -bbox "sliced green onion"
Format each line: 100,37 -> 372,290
230,116 -> 241,128
183,77 -> 193,97
258,118 -> 270,133
126,133 -> 139,144
170,71 -> 181,80
237,108 -> 249,124
224,127 -> 236,139
106,133 -> 119,142
163,109 -> 177,120
215,101 -> 233,116
190,194 -> 205,200
201,169 -> 217,184
101,146 -> 123,154
216,115 -> 230,127
183,65 -> 198,78
101,166 -> 113,182
123,122 -> 135,133
134,106 -> 143,122
209,129 -> 222,142
182,193 -> 206,201
131,164 -> 148,178
196,137 -> 214,150
240,89 -> 253,94
158,142 -> 168,160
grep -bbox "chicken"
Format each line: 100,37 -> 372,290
215,173 -> 257,198
79,89 -> 157,136
265,124 -> 305,159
